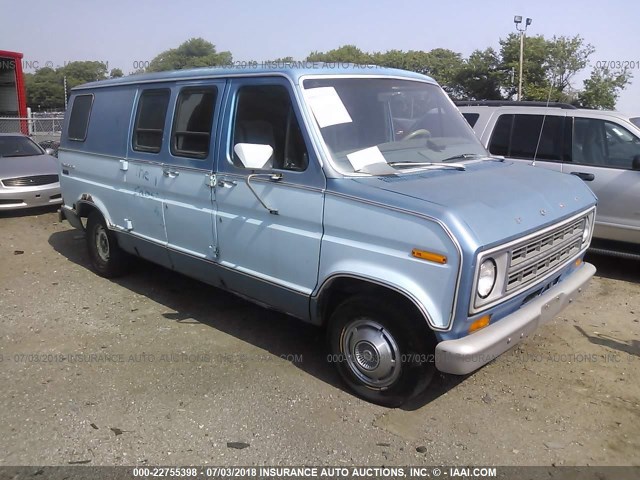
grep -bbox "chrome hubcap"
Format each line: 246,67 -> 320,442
95,225 -> 110,262
342,319 -> 401,389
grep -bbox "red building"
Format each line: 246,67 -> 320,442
0,50 -> 28,133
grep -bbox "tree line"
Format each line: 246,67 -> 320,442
24,36 -> 632,111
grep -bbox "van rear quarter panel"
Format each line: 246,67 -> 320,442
60,87 -> 137,229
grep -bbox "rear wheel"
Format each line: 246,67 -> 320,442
328,296 -> 435,407
86,211 -> 129,278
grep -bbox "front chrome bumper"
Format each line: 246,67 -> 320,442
435,262 -> 596,375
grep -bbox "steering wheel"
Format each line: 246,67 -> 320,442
403,129 -> 431,141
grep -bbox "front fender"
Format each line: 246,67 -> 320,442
317,192 -> 462,331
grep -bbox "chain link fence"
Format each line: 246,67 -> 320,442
0,115 -> 65,136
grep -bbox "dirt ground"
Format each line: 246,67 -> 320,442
0,207 -> 638,467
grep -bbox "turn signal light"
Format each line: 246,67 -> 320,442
469,315 -> 491,334
411,249 -> 447,264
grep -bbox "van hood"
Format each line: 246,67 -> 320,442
330,160 -> 596,250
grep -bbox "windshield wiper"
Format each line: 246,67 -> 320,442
387,162 -> 466,171
441,153 -> 483,162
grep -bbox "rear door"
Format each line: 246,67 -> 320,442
563,116 -> 640,243
162,81 -> 225,263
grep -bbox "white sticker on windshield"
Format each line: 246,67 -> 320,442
304,87 -> 353,128
346,146 -> 388,172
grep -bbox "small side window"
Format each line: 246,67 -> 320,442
462,113 -> 480,128
171,87 -> 217,159
133,89 -> 170,153
488,114 -> 513,156
68,94 -> 93,141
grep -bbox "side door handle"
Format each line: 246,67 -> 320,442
570,171 -> 595,182
162,168 -> 180,178
217,179 -> 237,188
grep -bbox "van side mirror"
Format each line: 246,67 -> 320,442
234,143 -> 273,169
633,155 -> 640,171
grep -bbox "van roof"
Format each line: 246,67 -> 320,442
72,64 -> 436,91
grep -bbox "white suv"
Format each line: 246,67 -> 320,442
458,101 -> 640,255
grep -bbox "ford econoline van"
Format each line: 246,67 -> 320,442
59,65 -> 596,406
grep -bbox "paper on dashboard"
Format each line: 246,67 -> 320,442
346,146 -> 389,172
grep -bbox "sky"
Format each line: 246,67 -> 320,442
2,0 -> 640,112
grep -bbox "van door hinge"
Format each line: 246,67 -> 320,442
205,173 -> 216,188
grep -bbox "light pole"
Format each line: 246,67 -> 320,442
514,16 -> 532,101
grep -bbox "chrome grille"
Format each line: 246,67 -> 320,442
2,174 -> 59,187
506,217 -> 586,292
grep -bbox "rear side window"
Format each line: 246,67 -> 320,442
68,94 -> 93,141
462,113 -> 480,128
171,87 -> 217,159
133,89 -> 170,153
489,114 -> 564,161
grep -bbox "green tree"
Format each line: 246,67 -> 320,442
25,61 -> 111,110
62,61 -> 109,91
545,35 -> 594,92
456,48 -> 505,100
24,68 -> 65,110
500,33 -> 549,100
306,45 -> 371,64
578,67 -> 633,109
370,49 -> 408,69
109,68 -> 124,78
147,38 -> 232,72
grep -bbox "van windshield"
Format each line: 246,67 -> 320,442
302,78 -> 487,174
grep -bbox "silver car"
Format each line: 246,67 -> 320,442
0,133 -> 62,210
457,101 -> 640,253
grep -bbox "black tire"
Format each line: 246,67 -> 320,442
86,211 -> 129,278
328,295 -> 436,407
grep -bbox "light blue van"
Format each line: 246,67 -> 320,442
59,65 -> 597,406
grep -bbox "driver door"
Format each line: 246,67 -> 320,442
213,78 -> 326,319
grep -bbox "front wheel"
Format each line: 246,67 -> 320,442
328,296 -> 435,407
86,211 -> 130,278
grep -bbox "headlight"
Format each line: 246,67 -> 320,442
477,258 -> 497,299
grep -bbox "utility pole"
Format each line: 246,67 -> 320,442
514,16 -> 532,101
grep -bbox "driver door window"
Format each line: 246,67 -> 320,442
231,85 -> 308,171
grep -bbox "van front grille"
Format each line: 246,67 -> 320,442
506,217 -> 586,292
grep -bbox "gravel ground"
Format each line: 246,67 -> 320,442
0,207 -> 638,466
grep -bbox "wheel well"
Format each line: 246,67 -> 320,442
317,277 -> 432,332
75,201 -> 103,228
